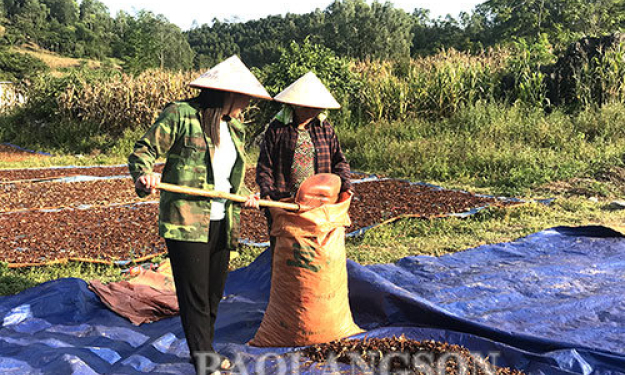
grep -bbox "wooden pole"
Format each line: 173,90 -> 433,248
156,182 -> 303,211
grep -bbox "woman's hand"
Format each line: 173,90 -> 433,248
136,173 -> 160,195
243,193 -> 261,209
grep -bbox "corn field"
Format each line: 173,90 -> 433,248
20,40 -> 625,136
57,69 -> 199,134
353,48 -> 510,122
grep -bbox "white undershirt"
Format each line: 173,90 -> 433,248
210,120 -> 237,221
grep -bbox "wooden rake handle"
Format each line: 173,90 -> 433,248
156,182 -> 303,212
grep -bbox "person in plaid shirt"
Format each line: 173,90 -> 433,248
246,72 -> 351,250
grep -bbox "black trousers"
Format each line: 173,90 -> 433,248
165,220 -> 230,370
263,207 -> 276,259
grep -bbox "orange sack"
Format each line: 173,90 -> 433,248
249,192 -> 363,347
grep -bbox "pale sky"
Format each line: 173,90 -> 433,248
98,0 -> 485,31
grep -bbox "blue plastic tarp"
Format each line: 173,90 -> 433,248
0,226 -> 624,374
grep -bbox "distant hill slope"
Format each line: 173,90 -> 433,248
10,44 -> 121,76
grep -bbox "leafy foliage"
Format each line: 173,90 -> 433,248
340,102 -> 625,193
322,0 -> 413,60
254,38 -> 358,100
1,0 -> 624,76
477,0 -> 625,45
186,12 -> 326,69
0,0 -> 193,73
250,38 -> 360,134
115,11 -> 195,74
0,46 -> 49,81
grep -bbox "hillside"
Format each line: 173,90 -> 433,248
9,44 -> 120,77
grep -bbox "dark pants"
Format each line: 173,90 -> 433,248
263,207 -> 276,259
165,220 -> 229,373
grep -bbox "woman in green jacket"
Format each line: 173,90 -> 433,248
128,55 -> 271,375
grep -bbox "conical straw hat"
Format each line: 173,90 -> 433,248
273,72 -> 341,109
189,55 -> 272,100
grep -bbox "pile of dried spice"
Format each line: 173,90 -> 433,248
0,144 -> 49,163
0,179 -> 151,213
0,167 -> 521,265
0,204 -> 164,264
300,336 -> 526,375
0,164 -> 165,183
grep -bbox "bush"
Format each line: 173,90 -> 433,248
501,35 -> 556,108
543,34 -> 625,111
0,48 -> 49,82
251,38 -> 361,134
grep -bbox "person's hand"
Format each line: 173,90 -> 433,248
243,193 -> 260,209
136,173 -> 160,195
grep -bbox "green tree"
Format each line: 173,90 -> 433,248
8,0 -> 49,45
41,0 -> 78,25
33,0 -> 79,53
3,0 -> 22,17
186,19 -> 241,69
411,9 -> 488,56
252,38 -> 360,132
410,8 -> 436,55
185,12 -> 325,69
156,21 -> 195,70
574,0 -> 625,36
77,0 -> 113,58
117,11 -> 194,73
255,37 -> 357,98
186,0 -> 415,67
111,10 -> 131,58
323,0 -> 413,60
461,8 -> 490,48
43,21 -> 76,53
477,0 -> 625,44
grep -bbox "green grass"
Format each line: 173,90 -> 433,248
229,247 -> 266,270
11,45 -> 107,72
0,262 -> 123,296
339,102 -> 625,194
345,198 -> 625,265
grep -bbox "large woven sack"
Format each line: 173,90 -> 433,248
249,192 -> 362,347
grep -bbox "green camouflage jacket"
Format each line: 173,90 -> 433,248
128,97 -> 249,248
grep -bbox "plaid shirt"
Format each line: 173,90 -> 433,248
256,118 -> 351,200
